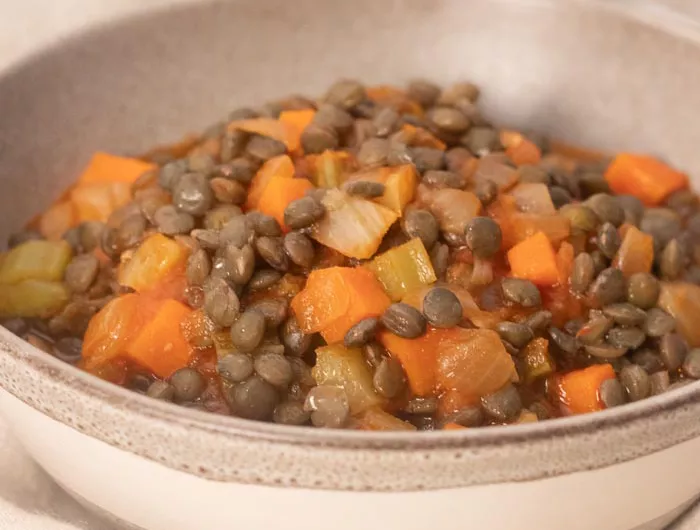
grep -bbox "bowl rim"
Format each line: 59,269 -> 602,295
2,0 -> 700,451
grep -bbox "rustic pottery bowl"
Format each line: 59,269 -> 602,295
2,1 -> 700,529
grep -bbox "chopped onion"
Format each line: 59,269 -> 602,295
508,183 -> 556,214
428,188 -> 482,234
658,282 -> 700,347
311,191 -> 398,259
436,328 -> 516,399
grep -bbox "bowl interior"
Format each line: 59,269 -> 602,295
1,0 -> 700,244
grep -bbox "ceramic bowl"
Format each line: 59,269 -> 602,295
2,1 -> 700,529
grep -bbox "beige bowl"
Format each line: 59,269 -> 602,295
2,1 -> 700,529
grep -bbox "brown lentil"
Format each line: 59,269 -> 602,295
344,317 -> 380,348
495,322 -> 534,349
229,377 -> 279,421
403,209 -> 439,249
146,381 -> 175,401
218,353 -> 254,383
284,196 -> 326,230
64,254 -> 99,294
422,287 -> 462,328
273,401 -> 311,426
154,205 -> 195,235
381,303 -> 427,339
186,249 -> 211,286
599,378 -> 626,408
588,268 -> 626,307
481,384 -> 522,422
649,370 -> 671,395
169,368 -> 205,402
570,253 -> 596,294
304,385 -> 350,428
248,269 -> 283,291
602,303 -> 647,327
659,333 -> 688,372
465,217 -> 502,258
372,357 -> 406,399
596,222 -> 621,259
281,317 -> 312,357
660,239 -> 685,280
255,236 -> 289,271
203,278 -> 240,327
501,278 -> 541,308
619,364 -> 650,402
223,243 -> 256,285
644,308 -> 676,338
682,349 -> 700,379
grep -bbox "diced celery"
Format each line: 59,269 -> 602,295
0,240 -> 72,285
312,344 -> 382,414
522,338 -> 555,383
366,238 -> 436,301
213,330 -> 237,359
355,408 -> 417,431
0,280 -> 69,318
516,410 -> 539,423
118,233 -> 189,292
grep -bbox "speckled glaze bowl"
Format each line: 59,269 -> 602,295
2,1 -> 700,529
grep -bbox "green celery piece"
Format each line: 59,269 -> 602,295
523,339 -> 555,384
367,238 -> 436,301
0,280 -> 69,318
312,344 -> 382,414
0,240 -> 72,285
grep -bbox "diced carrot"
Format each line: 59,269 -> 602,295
366,85 -> 424,116
228,118 -> 299,152
118,233 -> 190,293
245,154 -> 295,211
508,231 -> 560,286
320,267 -> 391,343
77,152 -> 155,185
347,165 -> 417,215
542,241 -> 583,327
125,299 -> 194,378
556,364 -> 616,415
612,225 -> 654,277
379,326 -> 455,397
291,266 -> 389,343
500,130 -> 542,166
400,124 -> 446,150
83,294 -> 147,369
39,201 -> 77,240
70,182 -> 132,223
605,153 -> 689,206
290,267 -> 351,334
257,176 -> 315,229
437,388 -> 480,420
279,109 -> 316,152
548,140 -> 608,164
443,423 -> 467,431
556,241 -> 575,286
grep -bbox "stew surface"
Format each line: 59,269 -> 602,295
2,79 -> 699,431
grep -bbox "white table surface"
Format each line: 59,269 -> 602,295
1,1 -> 700,529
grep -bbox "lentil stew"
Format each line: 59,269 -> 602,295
2,79 -> 698,431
